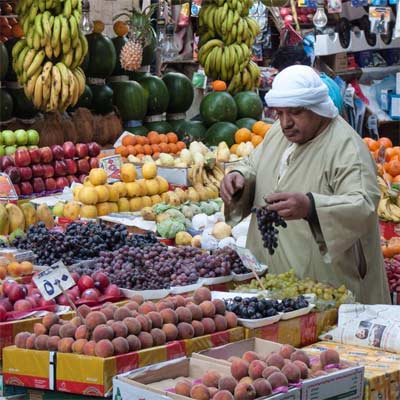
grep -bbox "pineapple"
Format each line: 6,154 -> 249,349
120,36 -> 143,71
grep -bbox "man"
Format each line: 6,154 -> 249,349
221,65 -> 390,304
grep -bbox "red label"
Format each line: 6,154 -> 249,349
115,351 -> 139,373
210,331 -> 230,347
57,380 -> 104,396
4,373 -> 50,390
166,341 -> 185,360
299,313 -> 317,346
0,322 -> 16,360
259,322 -> 279,342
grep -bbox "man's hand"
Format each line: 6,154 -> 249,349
220,172 -> 245,204
265,192 -> 311,220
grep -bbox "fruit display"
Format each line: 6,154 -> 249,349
382,237 -> 400,259
14,287 -> 238,356
0,128 -> 40,156
188,162 -> 224,201
279,6 -> 316,25
214,247 -> 248,274
0,260 -> 33,279
377,176 -> 400,223
384,255 -> 400,293
198,0 -> 260,93
13,0 -> 88,112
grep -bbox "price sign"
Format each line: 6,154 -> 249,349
0,173 -> 18,201
230,245 -> 263,272
33,262 -> 75,301
99,155 -> 122,183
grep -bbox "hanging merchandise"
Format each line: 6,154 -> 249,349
79,0 -> 94,34
162,24 -> 180,61
328,0 -> 342,14
178,3 -> 191,26
351,0 -> 368,6
395,2 -> 400,37
313,0 -> 328,29
369,7 -> 391,35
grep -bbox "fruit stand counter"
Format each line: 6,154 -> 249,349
243,308 -> 338,347
380,220 -> 400,240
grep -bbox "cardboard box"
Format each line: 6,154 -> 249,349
389,94 -> 400,120
26,389 -> 104,399
112,357 -> 300,400
325,53 -> 349,72
195,338 -> 364,400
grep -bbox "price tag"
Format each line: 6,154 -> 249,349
99,155 -> 122,183
33,262 -> 75,301
230,245 -> 263,272
0,173 -> 18,201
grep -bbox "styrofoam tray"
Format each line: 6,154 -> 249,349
280,304 -> 315,320
121,288 -> 170,300
211,291 -> 263,301
238,313 -> 281,329
170,281 -> 202,295
232,264 -> 268,282
199,275 -> 233,285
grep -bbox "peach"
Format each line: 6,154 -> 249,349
85,311 -> 107,330
125,301 -> 140,311
267,372 -> 288,390
72,338 -> 88,354
262,366 -> 280,379
147,311 -> 163,329
225,311 -> 238,329
59,323 -> 77,338
151,328 -> 166,346
190,383 -> 210,400
248,360 -> 266,380
266,353 -> 285,369
282,363 -> 301,383
199,301 -> 216,318
138,331 -> 153,349
95,339 -> 114,357
70,316 -> 83,327
218,376 -> 237,394
187,303 -> 203,320
172,295 -> 186,308
175,378 -> 192,396
162,323 -> 179,341
93,324 -> 114,342
83,340 -> 96,356
214,390 -> 234,400
75,324 -> 90,340
176,306 -> 192,323
138,301 -> 157,315
293,360 -> 309,379
114,307 -> 133,321
42,312 -> 60,329
253,378 -> 272,397
202,370 -> 221,388
58,337 -> 75,353
77,304 -> 91,318
208,387 -> 218,398
214,315 -> 228,332
112,337 -> 130,355
233,382 -> 256,400
159,309 -> 178,325
123,317 -> 142,335
15,332 -> 31,348
230,357 -> 249,381
49,324 -> 62,337
111,321 -> 128,338
184,296 -> 194,305
212,299 -> 226,315
312,370 -> 328,377
320,349 -> 340,367
156,300 -> 174,312
192,320 -> 205,337
201,318 -> 216,334
242,351 -> 259,363
26,334 -> 36,349
130,294 -> 144,305
136,314 -> 152,332
290,350 -> 311,367
34,323 -> 47,336
100,307 -> 115,321
279,344 -> 296,360
193,287 -> 211,305
239,377 -> 253,384
34,334 -> 49,350
177,322 -> 194,340
126,335 -> 141,352
48,336 -> 60,351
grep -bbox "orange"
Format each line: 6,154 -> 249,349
151,144 -> 161,154
251,135 -> 263,147
93,20 -> 105,34
382,245 -> 396,258
7,261 -> 21,277
385,148 -> 398,162
113,20 -> 128,37
115,146 -> 128,157
148,131 -> 160,145
159,134 -> 168,143
143,144 -> 152,155
159,142 -> 169,153
385,159 -> 400,176
127,145 -> 136,155
20,261 -> 33,275
252,121 -> 271,137
230,144 -> 239,154
393,175 -> 400,183
136,136 -> 145,145
176,141 -> 186,150
212,80 -> 227,91
168,143 -> 178,154
153,152 -> 160,160
142,137 -> 149,145
235,128 -> 252,144
166,132 -> 178,143
363,137 -> 379,151
122,135 -> 136,146
0,265 -> 6,279
137,153 -> 144,160
378,137 -> 393,149
134,144 -> 144,155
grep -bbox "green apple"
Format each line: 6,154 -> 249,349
15,129 -> 28,146
27,129 -> 40,145
2,130 -> 16,146
0,146 -> 5,157
0,132 -> 3,146
5,145 -> 16,155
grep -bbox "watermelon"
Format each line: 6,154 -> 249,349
177,120 -> 207,140
206,122 -> 237,147
8,87 -> 37,119
139,76 -> 169,116
0,89 -> 13,121
111,36 -> 128,76
162,72 -> 194,114
125,125 -> 149,136
234,91 -> 263,120
89,84 -> 114,114
200,92 -> 237,127
86,33 -> 116,78
236,117 -> 257,130
144,120 -> 173,134
0,42 -> 8,81
75,85 -> 93,109
128,71 -> 150,81
168,119 -> 186,134
110,80 -> 147,121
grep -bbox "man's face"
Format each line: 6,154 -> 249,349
274,107 -> 326,144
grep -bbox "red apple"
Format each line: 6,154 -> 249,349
81,288 -> 100,302
20,181 -> 33,196
25,295 -> 39,307
14,299 -> 33,312
56,177 -> 69,190
8,285 -> 26,303
13,183 -> 21,196
14,149 -> 31,167
0,155 -> 14,171
75,143 -> 88,158
65,159 -> 77,175
67,175 -> 79,184
54,160 -> 67,176
77,276 -> 94,292
51,145 -> 64,160
2,279 -> 17,296
66,287 -> 80,301
77,159 -> 90,174
87,142 -> 101,157
28,147 -> 41,164
93,272 -> 110,291
40,147 -> 53,163
45,178 -> 57,191
32,177 -> 45,193
32,164 -> 44,177
38,297 -> 56,307
89,157 -> 99,169
70,272 -> 80,284
63,141 -> 76,158
56,294 -> 71,306
78,174 -> 88,183
0,297 -> 13,311
43,164 -> 54,178
19,166 -> 32,181
103,284 -> 121,297
5,166 -> 21,183
0,306 -> 6,322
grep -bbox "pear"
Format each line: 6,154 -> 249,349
52,202 -> 65,217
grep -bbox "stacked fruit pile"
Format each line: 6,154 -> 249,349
13,0 -> 87,111
0,260 -> 33,279
384,255 -> 400,293
0,128 -> 39,156
14,287 -> 238,357
198,0 -> 260,93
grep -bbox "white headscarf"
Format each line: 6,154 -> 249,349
264,65 -> 339,119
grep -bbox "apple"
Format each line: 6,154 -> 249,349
40,147 -> 53,163
14,148 -> 31,167
67,285 -> 81,300
63,141 -> 76,159
15,129 -> 28,146
13,184 -> 21,196
32,177 -> 45,193
2,130 -> 16,146
0,133 -> 3,145
51,145 -> 64,160
0,146 -> 5,157
93,272 -> 109,291
75,143 -> 88,158
2,279 -> 17,296
56,177 -> 69,190
8,284 -> 26,303
0,297 -> 13,311
19,166 -> 33,181
38,297 -> 56,307
32,164 -> 44,177
54,160 -> 67,177
5,146 -> 16,155
17,146 -> 28,150
81,288 -> 100,302
20,181 -> 33,196
14,299 -> 33,312
78,275 -> 94,292
0,155 -> 14,170
87,142 -> 101,157
67,175 -> 79,184
89,157 -> 99,169
77,159 -> 90,174
65,159 -> 77,175
27,129 -> 40,145
70,272 -> 80,284
45,178 -> 57,191
104,284 -> 121,297
25,295 -> 39,307
56,294 -> 71,306
28,147 -> 41,164
0,306 -> 6,322
5,166 -> 21,183
43,164 -> 54,178
78,174 -> 88,183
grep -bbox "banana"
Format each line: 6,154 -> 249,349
71,0 -> 79,8
12,39 -> 27,60
33,72 -> 44,109
70,71 -> 80,106
221,48 -> 227,81
69,14 -> 79,46
42,11 -> 52,38
51,16 -> 61,48
45,42 -> 53,58
27,50 -> 45,79
64,0 -> 72,17
227,9 -> 233,31
53,41 -> 61,58
38,0 -> 46,12
25,69 -> 42,98
72,68 -> 85,95
207,47 -> 218,77
46,0 -> 53,9
79,33 -> 88,59
51,65 -> 62,97
62,49 -> 73,67
49,15 -> 55,29
26,30 -> 34,49
15,46 -> 30,75
215,47 -> 222,74
23,49 -> 38,72
388,202 -> 400,222
42,61 -> 53,105
62,36 -> 71,54
34,14 -> 44,37
33,32 -> 41,50
56,62 -> 70,85
71,42 -> 82,69
60,16 -> 70,44
29,3 -> 39,22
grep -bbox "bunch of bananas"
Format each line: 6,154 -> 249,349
198,0 -> 261,93
12,0 -> 87,112
377,176 -> 400,222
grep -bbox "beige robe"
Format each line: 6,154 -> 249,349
226,116 -> 390,304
